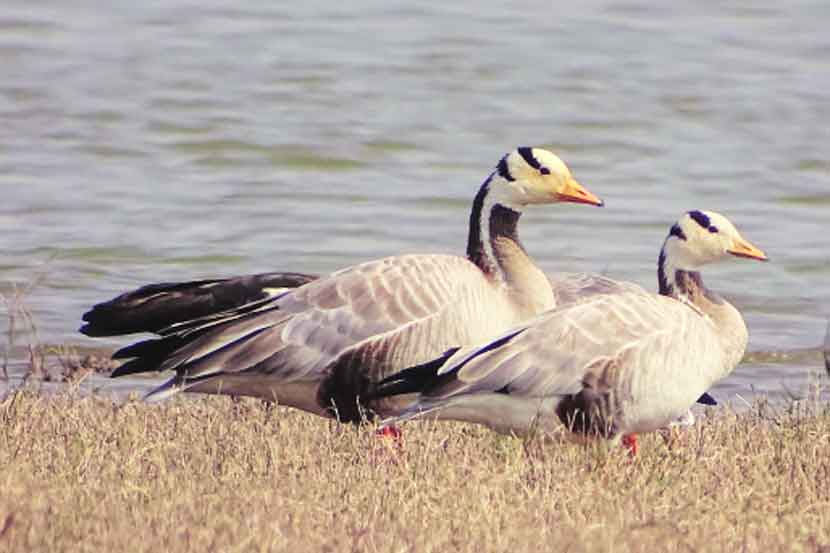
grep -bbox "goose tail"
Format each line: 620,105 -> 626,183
370,347 -> 460,400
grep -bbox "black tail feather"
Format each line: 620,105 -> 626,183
110,334 -> 191,377
371,347 -> 460,400
111,356 -> 164,378
112,335 -> 183,360
109,298 -> 288,378
80,271 -> 317,337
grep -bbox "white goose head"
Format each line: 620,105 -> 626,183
659,210 -> 767,297
467,147 -> 603,276
489,147 -> 603,208
664,210 -> 768,268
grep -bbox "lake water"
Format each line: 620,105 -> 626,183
1,1 -> 829,402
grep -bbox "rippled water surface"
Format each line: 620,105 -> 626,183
2,1 -> 829,400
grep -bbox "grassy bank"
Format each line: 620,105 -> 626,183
1,391 -> 829,553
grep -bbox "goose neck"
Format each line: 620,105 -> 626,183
657,245 -> 747,373
467,176 -> 526,277
466,176 -> 554,315
658,245 -> 717,305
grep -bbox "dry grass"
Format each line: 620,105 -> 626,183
1,284 -> 47,382
2,281 -> 118,384
1,392 -> 829,553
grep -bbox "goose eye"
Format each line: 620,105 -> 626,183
540,167 -> 550,175
708,226 -> 718,233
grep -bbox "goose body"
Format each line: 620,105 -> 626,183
375,211 -> 767,441
87,148 -> 603,421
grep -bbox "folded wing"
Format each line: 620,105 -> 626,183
415,292 -> 723,414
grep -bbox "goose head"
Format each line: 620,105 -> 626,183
662,210 -> 767,270
489,147 -> 603,209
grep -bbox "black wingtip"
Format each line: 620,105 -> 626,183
696,392 -> 717,406
78,272 -> 319,338
110,357 -> 154,378
81,307 -> 97,323
112,338 -> 160,359
78,319 -> 110,337
372,347 -> 460,400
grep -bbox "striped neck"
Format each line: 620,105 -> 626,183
466,175 -> 525,277
657,243 -> 722,306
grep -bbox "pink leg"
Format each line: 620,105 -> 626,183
621,433 -> 638,457
375,425 -> 404,450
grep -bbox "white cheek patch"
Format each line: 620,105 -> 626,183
666,240 -> 701,272
675,228 -> 736,270
486,180 -> 524,211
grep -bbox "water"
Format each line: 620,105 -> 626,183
1,1 -> 829,401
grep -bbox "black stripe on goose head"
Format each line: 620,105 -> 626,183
517,147 -> 542,171
689,210 -> 719,234
668,223 -> 687,241
496,155 -> 515,181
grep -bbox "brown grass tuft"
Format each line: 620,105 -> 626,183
2,283 -> 119,383
1,391 -> 829,552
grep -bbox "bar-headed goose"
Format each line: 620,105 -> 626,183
93,147 -> 603,421
373,211 -> 767,446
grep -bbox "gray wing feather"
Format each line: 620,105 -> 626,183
157,254 -> 485,382
549,273 -> 649,307
423,292 -> 722,403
